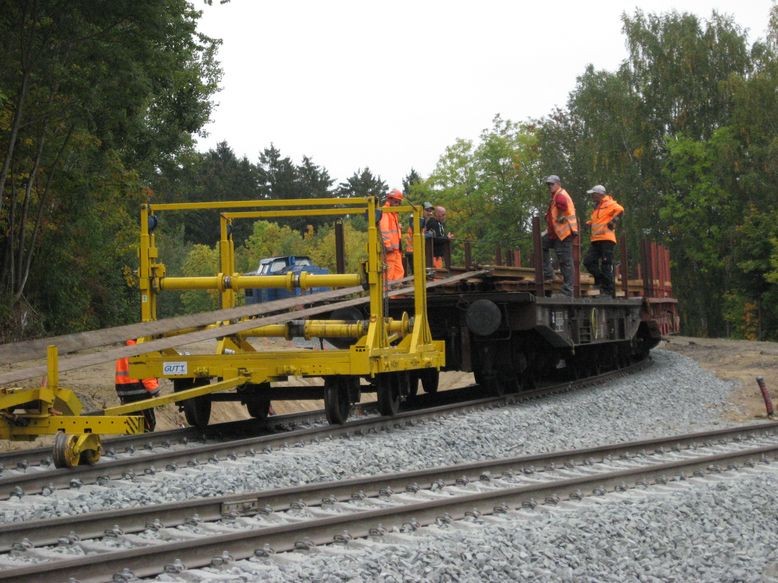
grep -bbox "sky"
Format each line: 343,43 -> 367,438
195,0 -> 774,189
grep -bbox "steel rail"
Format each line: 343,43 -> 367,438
2,420 -> 777,551
0,360 -> 648,497
3,435 -> 776,581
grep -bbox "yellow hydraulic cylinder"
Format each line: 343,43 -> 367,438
160,272 -> 362,292
240,318 -> 409,339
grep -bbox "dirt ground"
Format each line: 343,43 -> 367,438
4,335 -> 776,451
661,335 -> 778,423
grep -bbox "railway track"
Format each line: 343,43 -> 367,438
0,360 -> 649,498
1,420 -> 776,582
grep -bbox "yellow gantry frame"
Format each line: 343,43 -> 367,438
131,196 -> 443,388
0,197 -> 442,464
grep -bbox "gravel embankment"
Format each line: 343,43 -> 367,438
0,349 -> 747,523
6,348 -> 778,581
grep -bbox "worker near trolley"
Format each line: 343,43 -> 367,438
424,205 -> 454,269
542,174 -> 578,297
583,184 -> 624,298
379,188 -> 405,282
115,339 -> 160,432
403,201 -> 434,275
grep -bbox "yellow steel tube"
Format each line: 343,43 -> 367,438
239,318 -> 408,339
161,276 -> 223,291
150,197 -> 370,212
160,273 -> 362,292
223,208 -> 364,220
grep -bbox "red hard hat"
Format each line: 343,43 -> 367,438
387,189 -> 404,201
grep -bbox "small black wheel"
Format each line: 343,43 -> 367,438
324,377 -> 351,425
174,378 -> 212,429
420,369 -> 439,394
376,374 -> 400,416
53,432 -> 79,469
246,398 -> 271,419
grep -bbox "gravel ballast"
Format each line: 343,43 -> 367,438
0,349 -> 748,522
4,347 -> 778,581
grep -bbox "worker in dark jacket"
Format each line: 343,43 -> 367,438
115,339 -> 160,432
424,206 -> 453,268
404,201 -> 434,275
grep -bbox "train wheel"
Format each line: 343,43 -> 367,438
183,397 -> 211,429
324,377 -> 351,425
246,398 -> 271,420
174,378 -> 212,429
377,373 -> 400,416
240,382 -> 271,419
420,369 -> 439,394
79,447 -> 101,466
53,432 -> 79,469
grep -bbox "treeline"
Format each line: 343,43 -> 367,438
0,3 -> 776,340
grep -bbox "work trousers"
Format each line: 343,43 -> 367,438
116,383 -> 157,432
385,250 -> 405,282
542,234 -> 573,296
584,240 -> 616,296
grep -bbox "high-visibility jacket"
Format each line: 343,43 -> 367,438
587,195 -> 624,243
379,204 -> 401,252
545,188 -> 578,241
115,340 -> 159,396
404,225 -> 414,253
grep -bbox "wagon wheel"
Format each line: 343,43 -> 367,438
324,377 -> 351,425
475,369 -> 504,397
376,373 -> 401,416
241,382 -> 271,419
53,432 -> 79,469
174,378 -> 212,429
246,398 -> 271,420
79,447 -> 101,466
420,369 -> 439,394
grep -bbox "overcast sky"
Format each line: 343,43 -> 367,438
195,0 -> 774,189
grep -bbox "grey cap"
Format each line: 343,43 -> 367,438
423,201 -> 434,210
545,175 -> 561,184
586,184 -> 606,195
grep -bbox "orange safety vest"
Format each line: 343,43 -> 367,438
587,195 -> 624,243
379,204 -> 401,252
403,225 -> 414,253
115,340 -> 159,393
545,188 -> 578,241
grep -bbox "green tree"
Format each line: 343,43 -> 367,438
336,168 -> 387,198
427,116 -> 543,263
0,0 -> 221,336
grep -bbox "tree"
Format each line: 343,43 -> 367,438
336,168 -> 387,199
427,116 -> 543,263
0,0 -> 221,336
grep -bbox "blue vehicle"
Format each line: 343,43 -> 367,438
244,256 -> 330,304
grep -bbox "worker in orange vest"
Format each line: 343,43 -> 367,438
583,184 -> 624,297
379,189 -> 405,282
403,201 -> 434,275
542,174 -> 578,296
115,339 -> 160,432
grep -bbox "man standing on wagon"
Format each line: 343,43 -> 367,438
583,184 -> 624,298
542,175 -> 578,297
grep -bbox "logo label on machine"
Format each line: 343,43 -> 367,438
163,362 -> 188,375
